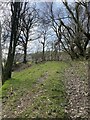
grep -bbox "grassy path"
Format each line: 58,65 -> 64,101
2,61 -> 68,118
2,61 -> 88,119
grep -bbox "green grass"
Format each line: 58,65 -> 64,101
18,61 -> 68,118
2,61 -> 87,118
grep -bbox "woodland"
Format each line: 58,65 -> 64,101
0,1 -> 90,119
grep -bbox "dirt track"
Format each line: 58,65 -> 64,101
65,62 -> 88,119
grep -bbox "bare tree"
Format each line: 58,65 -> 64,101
18,4 -> 38,63
2,1 -> 25,84
38,25 -> 48,61
62,1 -> 90,58
44,3 -> 73,59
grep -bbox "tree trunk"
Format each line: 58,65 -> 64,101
42,43 -> 45,61
2,31 -> 18,84
23,43 -> 27,64
2,2 -> 21,84
42,38 -> 45,61
58,43 -> 61,61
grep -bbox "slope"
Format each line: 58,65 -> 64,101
2,61 -> 69,118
